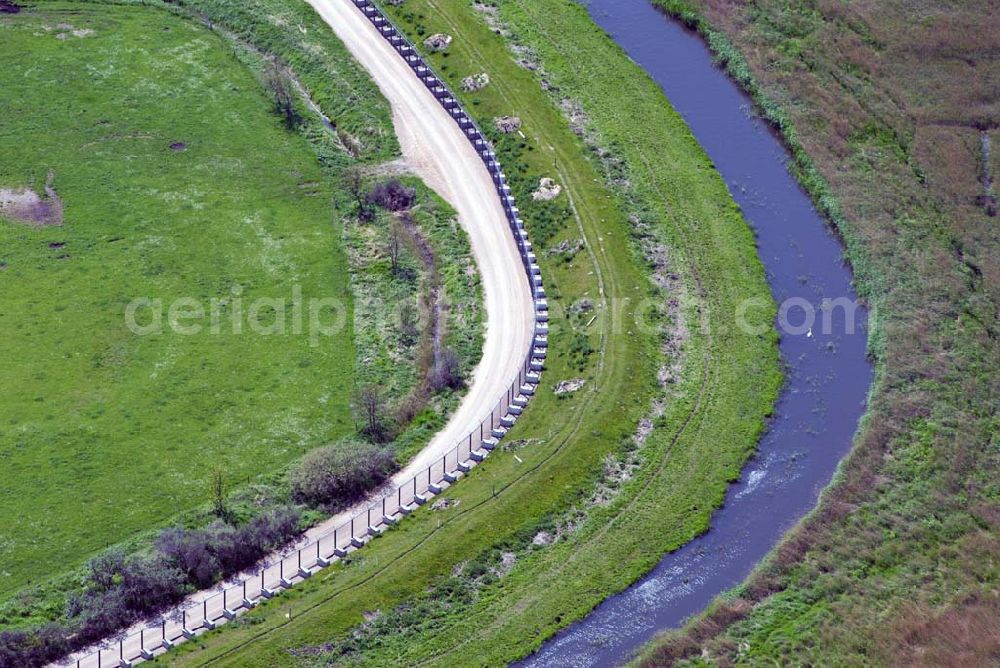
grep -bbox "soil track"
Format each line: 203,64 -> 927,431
303,0 -> 534,541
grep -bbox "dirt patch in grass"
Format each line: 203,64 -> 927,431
0,1 -> 21,14
0,172 -> 63,226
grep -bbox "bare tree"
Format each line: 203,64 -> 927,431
431,347 -> 465,391
263,58 -> 302,131
355,385 -> 390,442
212,469 -> 227,521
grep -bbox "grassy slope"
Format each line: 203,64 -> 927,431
0,3 -> 360,600
159,0 -> 779,665
637,0 -> 1000,665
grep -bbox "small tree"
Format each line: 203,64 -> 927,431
263,58 -> 302,130
355,385 -> 390,442
212,469 -> 227,521
290,441 -> 397,509
399,301 -> 419,346
388,222 -> 403,277
345,169 -> 375,222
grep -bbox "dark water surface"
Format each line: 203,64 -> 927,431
516,1 -> 874,665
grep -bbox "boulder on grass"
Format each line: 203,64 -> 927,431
424,33 -> 452,51
461,72 -> 490,92
495,116 -> 522,133
532,177 -> 562,201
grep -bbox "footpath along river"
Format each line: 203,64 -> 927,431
516,1 -> 874,665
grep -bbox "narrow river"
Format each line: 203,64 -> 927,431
516,1 -> 874,665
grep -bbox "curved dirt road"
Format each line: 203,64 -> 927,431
67,1 -> 534,664
303,0 -> 534,536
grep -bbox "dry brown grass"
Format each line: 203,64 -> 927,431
879,590 -> 1000,667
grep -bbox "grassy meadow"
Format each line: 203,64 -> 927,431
0,3 -> 363,604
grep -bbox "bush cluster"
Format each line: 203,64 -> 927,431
290,442 -> 397,509
430,347 -> 465,391
156,508 -> 301,588
0,507 -> 301,668
366,179 -> 417,211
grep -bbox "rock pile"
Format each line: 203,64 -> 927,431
532,177 -> 562,201
554,378 -> 586,395
423,33 -> 452,51
461,72 -> 490,92
494,116 -> 522,133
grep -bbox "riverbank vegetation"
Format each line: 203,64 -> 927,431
637,0 -> 1000,665
0,1 -> 482,662
156,0 -> 781,665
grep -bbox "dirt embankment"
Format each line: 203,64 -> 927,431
0,171 -> 64,226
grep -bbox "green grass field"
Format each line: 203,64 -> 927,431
0,3 -> 361,600
156,0 -> 781,664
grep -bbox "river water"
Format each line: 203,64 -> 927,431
516,1 -> 874,665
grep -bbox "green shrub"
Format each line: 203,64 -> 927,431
290,441 -> 397,509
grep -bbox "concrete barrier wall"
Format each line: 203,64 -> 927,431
70,2 -> 545,666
